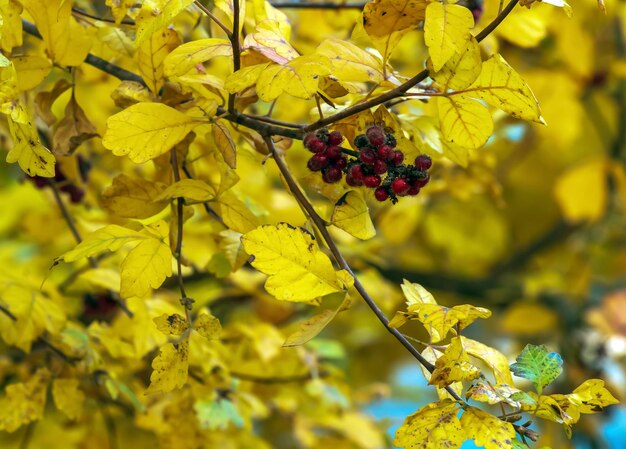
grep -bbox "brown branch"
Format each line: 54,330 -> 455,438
194,0 -> 233,38
227,0 -> 241,113
303,0 -> 520,132
263,135 -> 463,403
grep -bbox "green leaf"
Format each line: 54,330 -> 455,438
510,344 -> 563,393
194,398 -> 243,430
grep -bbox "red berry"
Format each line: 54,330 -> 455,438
378,145 -> 392,160
392,150 -> 404,165
373,159 -> 387,175
335,157 -> 347,170
363,175 -> 381,188
346,173 -> 363,186
392,178 -> 410,195
303,133 -> 317,147
414,174 -> 430,188
309,139 -> 327,153
354,134 -> 369,148
307,153 -> 328,171
328,131 -> 343,146
366,126 -> 385,147
323,166 -> 342,183
408,186 -> 420,196
414,155 -> 432,171
326,145 -> 342,159
374,187 -> 389,202
360,148 -> 376,164
349,164 -> 364,180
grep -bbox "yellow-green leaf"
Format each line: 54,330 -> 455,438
0,369 -> 49,432
316,38 -> 384,84
23,0 -> 92,66
394,400 -> 465,449
438,95 -> 493,149
154,178 -> 217,204
401,279 -> 437,306
460,406 -> 516,449
256,55 -> 331,101
59,225 -> 146,262
146,340 -> 189,394
429,37 -> 481,91
424,2 -> 474,72
102,174 -> 169,219
52,378 -> 85,420
153,313 -> 189,336
569,379 -> 619,412
468,54 -> 544,123
135,0 -> 194,45
331,191 -> 376,240
241,223 -> 347,302
214,192 -> 260,234
430,337 -> 481,387
137,27 -> 180,94
163,38 -> 232,78
283,308 -> 338,347
103,102 -> 204,163
224,63 -> 270,93
194,313 -> 222,340
461,337 -> 514,384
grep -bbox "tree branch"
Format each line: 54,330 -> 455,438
263,135 -> 463,403
270,2 -> 366,8
228,0 -> 241,113
194,0 -> 233,38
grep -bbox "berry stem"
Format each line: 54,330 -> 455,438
340,147 -> 360,157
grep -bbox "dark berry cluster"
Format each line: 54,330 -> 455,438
304,125 -> 432,204
304,129 -> 348,184
29,156 -> 90,204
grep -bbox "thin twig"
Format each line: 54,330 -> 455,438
227,0 -> 242,113
194,0 -> 233,38
71,7 -> 135,25
264,136 -> 463,403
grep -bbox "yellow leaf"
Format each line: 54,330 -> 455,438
424,2 -> 474,72
163,38 -> 233,78
554,159 -> 607,223
0,369 -> 49,432
461,336 -> 513,384
466,381 -> 523,406
245,27 -> 299,64
401,279 -> 437,306
363,0 -> 428,62
501,302 -> 558,335
429,37 -> 481,91
256,55 -> 331,101
153,313 -> 189,336
316,38 -> 384,84
13,55 -> 52,91
468,54 -> 544,123
52,378 -> 85,420
146,340 -> 189,394
4,100 -> 55,177
59,225 -> 146,262
241,223 -> 347,302
568,379 -> 619,413
102,102 -> 204,164
331,191 -> 376,240
224,63 -> 270,93
460,406 -> 516,449
137,27 -> 180,94
403,303 -> 491,343
394,400 -> 465,449
102,174 -> 169,219
214,192 -> 260,234
438,95 -> 493,149
430,337 -> 481,387
213,122 -> 237,169
135,0 -> 194,45
79,268 -> 121,292
23,0 -> 92,66
154,178 -> 217,204
283,308 -> 338,347
106,0 -> 135,23
214,0 -> 246,35
0,270 -> 65,352
120,222 -> 172,298
0,0 -> 23,52
420,346 -> 464,401
194,313 -> 222,340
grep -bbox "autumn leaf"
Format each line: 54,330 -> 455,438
554,159 -> 607,222
394,400 -> 466,449
163,38 -> 233,78
102,102 -> 205,163
52,378 -> 85,420
146,340 -> 189,394
424,2 -> 474,72
134,0 -> 194,45
429,37 -> 482,91
461,337 -> 514,384
153,313 -> 189,336
137,27 -> 180,94
429,337 -> 481,387
315,38 -> 384,85
194,313 -> 222,340
212,122 -> 237,169
331,191 -> 376,240
438,95 -> 493,149
195,398 -> 244,430
460,406 -> 516,449
242,223 -> 350,302
154,178 -> 217,204
256,55 -> 331,101
0,369 -> 50,432
102,174 -> 169,219
52,95 -> 99,155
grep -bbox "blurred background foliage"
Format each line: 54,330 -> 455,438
0,0 -> 625,448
